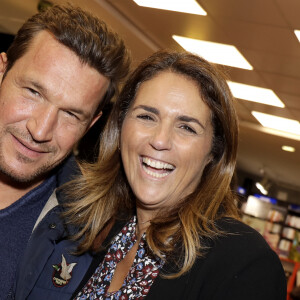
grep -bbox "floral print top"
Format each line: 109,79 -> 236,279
74,216 -> 164,300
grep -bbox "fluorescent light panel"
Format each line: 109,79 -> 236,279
294,30 -> 300,42
172,35 -> 253,70
132,0 -> 207,15
255,182 -> 268,195
282,145 -> 295,152
252,111 -> 300,135
227,81 -> 285,108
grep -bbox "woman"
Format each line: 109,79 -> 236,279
16,50 -> 286,299
65,50 -> 286,299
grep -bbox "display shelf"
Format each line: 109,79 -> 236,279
242,212 -> 283,224
240,195 -> 300,299
282,227 -> 299,240
288,204 -> 300,214
285,214 -> 300,230
280,257 -> 300,300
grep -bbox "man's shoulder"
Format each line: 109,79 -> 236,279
56,155 -> 80,187
53,155 -> 81,206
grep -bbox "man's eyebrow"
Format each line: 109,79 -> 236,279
67,107 -> 87,117
178,115 -> 205,129
133,105 -> 159,115
24,78 -> 87,117
22,78 -> 47,94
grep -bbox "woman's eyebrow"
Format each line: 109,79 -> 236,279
133,105 -> 159,115
134,105 -> 206,129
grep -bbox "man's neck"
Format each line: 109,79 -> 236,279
0,175 -> 44,210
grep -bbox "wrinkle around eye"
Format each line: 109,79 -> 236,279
25,87 -> 40,98
179,123 -> 207,136
62,112 -> 87,127
178,123 -> 197,134
64,110 -> 80,120
136,114 -> 155,121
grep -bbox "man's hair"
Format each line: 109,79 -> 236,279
5,4 -> 131,113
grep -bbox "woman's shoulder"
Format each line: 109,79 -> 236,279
216,217 -> 267,238
210,217 -> 274,255
197,217 -> 282,274
179,218 -> 287,300
157,218 -> 286,300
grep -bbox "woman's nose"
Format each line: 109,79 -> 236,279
149,124 -> 172,151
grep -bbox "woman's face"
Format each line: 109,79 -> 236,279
120,71 -> 213,215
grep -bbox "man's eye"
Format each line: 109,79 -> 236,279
180,124 -> 197,134
137,114 -> 154,121
65,111 -> 80,120
26,88 -> 40,97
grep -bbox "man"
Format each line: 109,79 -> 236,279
0,4 -> 130,298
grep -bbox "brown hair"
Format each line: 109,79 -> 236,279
4,4 -> 131,113
66,50 -> 240,277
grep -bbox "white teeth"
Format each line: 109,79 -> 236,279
142,165 -> 170,178
142,157 -> 175,170
141,157 -> 175,179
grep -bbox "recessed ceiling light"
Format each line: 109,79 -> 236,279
132,0 -> 207,15
227,81 -> 285,107
172,35 -> 253,70
294,30 -> 300,42
282,145 -> 295,152
252,111 -> 300,135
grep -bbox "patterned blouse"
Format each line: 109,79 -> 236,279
74,216 -> 164,300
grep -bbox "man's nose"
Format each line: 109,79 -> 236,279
26,105 -> 58,142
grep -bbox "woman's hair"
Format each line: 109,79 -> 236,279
66,50 -> 240,277
4,4 -> 131,114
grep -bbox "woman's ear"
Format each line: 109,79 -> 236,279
206,154 -> 213,166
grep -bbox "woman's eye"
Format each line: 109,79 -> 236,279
180,124 -> 197,134
137,114 -> 154,121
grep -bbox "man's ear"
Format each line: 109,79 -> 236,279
0,52 -> 8,83
86,111 -> 103,133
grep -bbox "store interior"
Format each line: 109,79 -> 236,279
1,0 -> 300,298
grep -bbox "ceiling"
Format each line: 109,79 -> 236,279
1,0 -> 300,202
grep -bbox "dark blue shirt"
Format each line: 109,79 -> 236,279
0,174 -> 56,299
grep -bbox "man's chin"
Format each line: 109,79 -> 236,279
0,165 -> 49,185
0,153 -> 70,186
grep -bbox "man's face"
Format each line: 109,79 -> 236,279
0,31 -> 109,183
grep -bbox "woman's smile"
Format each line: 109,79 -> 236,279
141,156 -> 175,179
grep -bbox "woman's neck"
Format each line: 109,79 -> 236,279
136,209 -> 154,239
